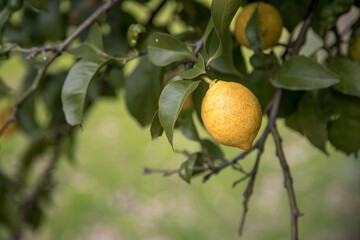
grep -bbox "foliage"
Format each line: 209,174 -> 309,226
0,0 -> 359,239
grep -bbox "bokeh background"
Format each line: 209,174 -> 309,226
1,0 -> 360,239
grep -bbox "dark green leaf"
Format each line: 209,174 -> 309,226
66,44 -> 102,59
328,117 -> 360,154
297,92 -> 328,153
180,53 -> 206,79
109,68 -> 124,89
245,7 -> 262,51
269,0 -> 311,32
178,109 -> 199,141
125,57 -> 162,126
209,30 -> 243,77
61,57 -> 112,126
250,52 -> 277,70
27,0 -> 48,11
201,139 -> 224,160
192,81 -> 208,126
328,58 -> 360,97
127,24 -> 146,48
211,0 -> 241,42
242,69 -> 275,110
312,0 -> 354,36
273,56 -> 340,90
159,79 -> 200,147
179,152 -> 203,184
0,77 -> 10,97
203,17 -> 214,56
150,111 -> 163,140
86,22 -> 104,51
147,32 -> 194,66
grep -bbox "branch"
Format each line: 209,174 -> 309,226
143,167 -> 179,177
0,0 -> 122,138
12,147 -> 59,240
286,0 -> 318,58
27,0 -> 121,59
238,148 -> 263,235
271,126 -> 302,240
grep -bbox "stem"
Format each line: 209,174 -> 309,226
271,126 -> 302,240
201,75 -> 213,85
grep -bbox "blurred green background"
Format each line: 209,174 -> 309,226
1,0 -> 360,239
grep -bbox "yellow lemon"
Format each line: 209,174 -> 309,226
349,34 -> 360,63
201,80 -> 262,150
235,2 -> 283,50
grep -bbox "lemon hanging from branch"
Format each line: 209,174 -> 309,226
201,78 -> 262,150
235,2 -> 283,50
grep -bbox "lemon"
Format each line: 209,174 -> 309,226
201,80 -> 262,150
349,33 -> 360,63
234,2 -> 283,50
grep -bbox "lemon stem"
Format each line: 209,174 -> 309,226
201,75 -> 213,85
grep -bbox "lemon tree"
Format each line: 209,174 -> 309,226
0,0 -> 360,239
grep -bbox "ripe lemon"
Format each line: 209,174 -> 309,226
201,80 -> 262,150
349,33 -> 360,63
234,2 -> 283,50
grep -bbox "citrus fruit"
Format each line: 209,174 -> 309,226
201,80 -> 262,150
234,2 -> 283,50
349,33 -> 360,63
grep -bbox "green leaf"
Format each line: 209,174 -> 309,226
180,53 -> 206,79
250,52 -> 277,70
150,111 -> 163,140
297,92 -> 328,153
159,79 -> 200,147
273,56 -> 340,90
242,69 -> 276,110
147,32 -> 194,66
269,0 -> 311,32
201,139 -> 224,160
328,117 -> 360,154
203,18 -> 214,56
209,30 -> 243,77
312,0 -> 354,36
127,24 -> 146,48
211,0 -> 241,42
27,0 -> 48,11
178,109 -> 199,141
86,22 -> 104,51
61,57 -> 112,126
125,57 -> 162,126
66,44 -> 100,59
179,152 -> 203,184
328,58 -> 360,97
0,77 -> 10,97
245,7 -> 262,51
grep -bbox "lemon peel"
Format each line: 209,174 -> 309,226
234,2 -> 283,50
201,80 -> 262,150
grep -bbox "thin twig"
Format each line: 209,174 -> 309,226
238,148 -> 263,235
271,126 -> 302,240
143,167 -> 179,177
27,0 -> 121,59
